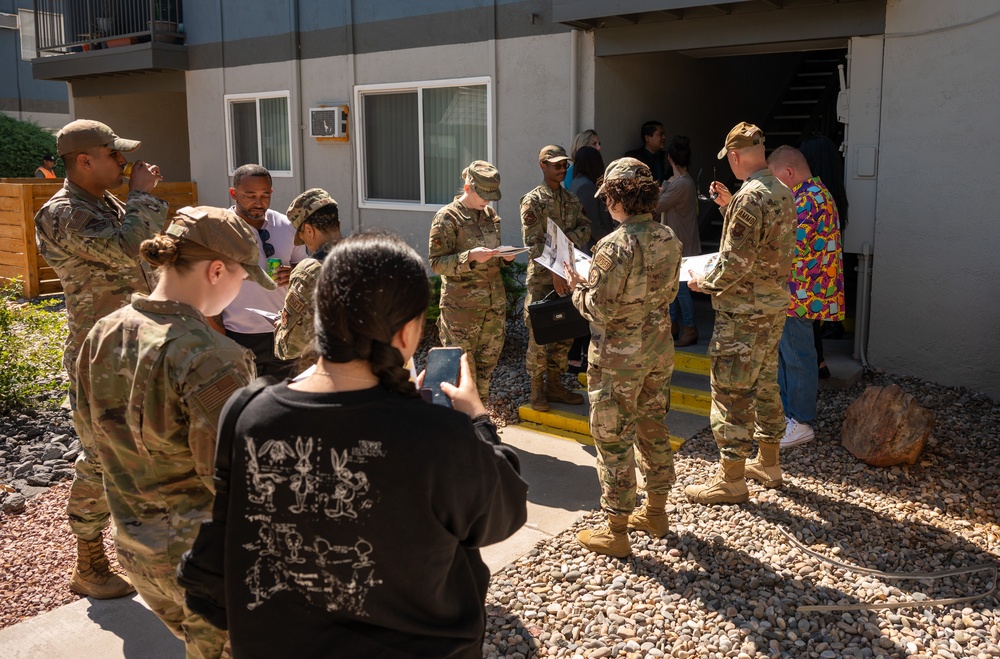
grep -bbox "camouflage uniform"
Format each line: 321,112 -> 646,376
571,213 -> 681,514
700,168 -> 797,460
429,197 -> 507,399
75,296 -> 255,657
274,240 -> 335,362
34,179 -> 169,540
520,185 -> 590,377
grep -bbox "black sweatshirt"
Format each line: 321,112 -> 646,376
223,383 -> 528,658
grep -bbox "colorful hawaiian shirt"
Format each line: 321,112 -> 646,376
786,177 -> 845,320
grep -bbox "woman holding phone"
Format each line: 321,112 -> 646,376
222,231 -> 528,658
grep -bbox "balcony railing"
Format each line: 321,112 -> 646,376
33,0 -> 183,55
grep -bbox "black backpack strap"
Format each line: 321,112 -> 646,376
211,375 -> 275,523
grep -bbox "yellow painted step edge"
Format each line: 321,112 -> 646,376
574,374 -> 710,417
518,409 -> 685,452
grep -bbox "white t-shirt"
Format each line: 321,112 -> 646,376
222,207 -> 308,334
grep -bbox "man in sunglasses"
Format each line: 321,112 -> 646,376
210,164 -> 307,377
35,119 -> 168,600
520,145 -> 590,412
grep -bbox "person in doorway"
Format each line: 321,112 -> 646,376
275,188 -> 343,363
624,120 -> 668,183
570,146 -> 614,247
521,145 -> 591,411
35,153 -> 57,178
564,158 -> 681,558
34,119 -> 168,600
428,160 -> 515,400
766,145 -> 845,450
686,123 -> 796,504
564,129 -> 602,189
74,206 -> 267,657
655,135 -> 701,347
211,164 -> 307,378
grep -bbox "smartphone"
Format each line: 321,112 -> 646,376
421,347 -> 463,407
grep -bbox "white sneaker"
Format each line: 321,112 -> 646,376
781,420 -> 815,447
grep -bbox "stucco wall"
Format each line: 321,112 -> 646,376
187,30 -> 576,257
867,0 -> 1000,398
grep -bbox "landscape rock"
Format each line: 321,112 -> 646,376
841,383 -> 935,466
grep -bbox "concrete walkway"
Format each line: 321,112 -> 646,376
0,424 -> 607,659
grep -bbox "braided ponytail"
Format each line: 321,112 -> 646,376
315,231 -> 429,398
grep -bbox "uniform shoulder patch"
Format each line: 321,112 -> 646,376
287,289 -> 308,315
594,252 -> 614,272
522,211 -> 537,227
67,208 -> 98,232
734,207 -> 758,227
190,372 -> 241,416
587,266 -> 601,285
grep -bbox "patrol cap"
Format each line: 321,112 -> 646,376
538,145 -> 571,164
717,122 -> 765,159
165,206 -> 276,290
287,188 -> 339,245
56,119 -> 141,157
464,160 -> 501,201
595,157 -> 653,196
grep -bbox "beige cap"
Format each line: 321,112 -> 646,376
595,157 -> 653,196
538,145 -> 571,163
464,160 -> 501,201
717,122 -> 765,159
56,119 -> 141,157
286,188 -> 339,245
165,206 -> 276,290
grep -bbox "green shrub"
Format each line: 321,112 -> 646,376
500,261 -> 527,319
426,275 -> 442,323
0,281 -> 68,413
0,114 -> 64,178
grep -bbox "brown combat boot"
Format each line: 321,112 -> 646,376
745,442 -> 783,488
529,376 -> 549,412
684,459 -> 750,504
577,513 -> 631,558
627,492 -> 671,537
676,326 -> 699,347
69,534 -> 135,599
545,369 -> 584,405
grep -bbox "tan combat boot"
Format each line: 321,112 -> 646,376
529,376 -> 549,411
627,492 -> 671,537
545,368 -> 584,405
684,460 -> 750,504
577,513 -> 631,558
745,442 -> 783,488
69,534 -> 135,599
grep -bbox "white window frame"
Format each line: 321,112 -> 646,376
354,76 -> 493,211
223,91 -> 294,178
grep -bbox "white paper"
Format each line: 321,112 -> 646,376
246,307 -> 280,322
494,245 -> 529,257
533,218 -> 591,279
680,252 -> 720,282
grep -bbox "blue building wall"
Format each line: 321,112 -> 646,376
0,0 -> 68,120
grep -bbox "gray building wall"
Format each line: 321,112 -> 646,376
867,0 -> 1000,398
0,0 -> 69,129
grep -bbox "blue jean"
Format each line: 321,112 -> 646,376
778,315 -> 818,425
669,281 -> 695,328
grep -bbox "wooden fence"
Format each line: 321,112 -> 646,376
0,179 -> 198,299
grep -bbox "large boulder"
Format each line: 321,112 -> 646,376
841,384 -> 935,466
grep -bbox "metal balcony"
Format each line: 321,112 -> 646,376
31,0 -> 187,80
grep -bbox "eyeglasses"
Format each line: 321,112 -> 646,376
548,161 -> 569,170
257,228 -> 275,258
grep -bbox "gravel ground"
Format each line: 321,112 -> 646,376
2,317 -> 997,657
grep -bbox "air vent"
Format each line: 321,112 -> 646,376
309,106 -> 349,142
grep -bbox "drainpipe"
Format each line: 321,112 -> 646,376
854,242 -> 872,368
290,0 -> 305,188
569,29 -> 578,143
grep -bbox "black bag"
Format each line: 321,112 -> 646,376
527,290 -> 590,345
176,376 -> 273,631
